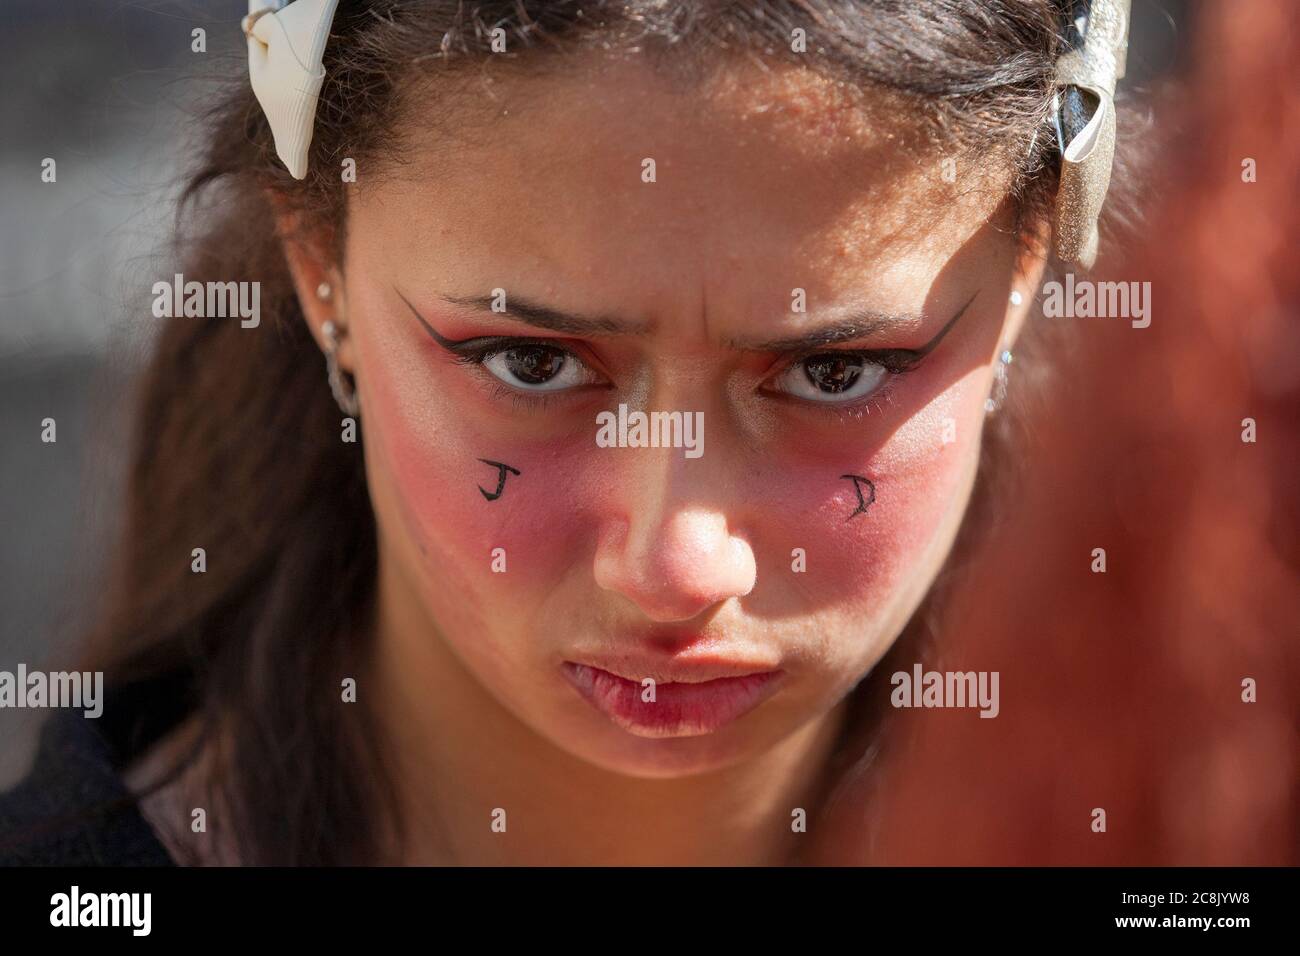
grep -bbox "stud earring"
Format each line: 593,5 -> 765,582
321,319 -> 360,417
984,349 -> 1013,414
316,282 -> 332,301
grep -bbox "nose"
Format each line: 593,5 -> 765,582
593,505 -> 757,622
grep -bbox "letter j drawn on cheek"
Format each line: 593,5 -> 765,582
478,458 -> 521,501
841,474 -> 876,520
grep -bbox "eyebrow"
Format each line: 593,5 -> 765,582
397,287 -> 977,354
725,292 -> 979,354
401,290 -> 650,339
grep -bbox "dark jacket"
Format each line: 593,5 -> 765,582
0,680 -> 181,866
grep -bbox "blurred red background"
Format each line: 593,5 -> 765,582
818,0 -> 1299,865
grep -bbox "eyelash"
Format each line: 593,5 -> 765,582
449,339 -> 925,416
812,374 -> 904,423
483,380 -> 569,412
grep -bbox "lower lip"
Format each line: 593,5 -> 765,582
561,662 -> 783,738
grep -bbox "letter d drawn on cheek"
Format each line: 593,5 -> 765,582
840,474 -> 876,520
478,458 -> 521,501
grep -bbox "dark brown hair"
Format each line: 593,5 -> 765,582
74,0 -> 1145,864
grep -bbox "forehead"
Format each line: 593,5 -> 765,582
356,53 -> 1012,324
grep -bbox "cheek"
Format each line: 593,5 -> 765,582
355,317 -> 605,624
753,371 -> 987,610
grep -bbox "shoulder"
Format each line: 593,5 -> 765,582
0,709 -> 177,866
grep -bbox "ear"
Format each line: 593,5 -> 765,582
273,200 -> 356,373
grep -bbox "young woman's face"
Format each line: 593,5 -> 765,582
328,57 -> 1039,778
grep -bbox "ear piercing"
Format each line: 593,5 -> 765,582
321,318 -> 360,417
985,290 -> 1023,414
984,349 -> 1013,415
315,279 -> 358,416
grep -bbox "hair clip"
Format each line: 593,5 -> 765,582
1051,0 -> 1132,269
243,0 -> 341,180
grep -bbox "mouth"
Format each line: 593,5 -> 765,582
560,660 -> 784,738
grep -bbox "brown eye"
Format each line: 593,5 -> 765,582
481,343 -> 602,392
502,345 -> 566,384
770,352 -> 888,404
804,354 -> 865,393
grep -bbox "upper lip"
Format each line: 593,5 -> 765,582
564,654 -> 782,685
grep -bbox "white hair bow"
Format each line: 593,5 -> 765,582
242,0 -> 341,179
1051,0 -> 1131,268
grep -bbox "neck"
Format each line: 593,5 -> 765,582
366,551 -> 850,866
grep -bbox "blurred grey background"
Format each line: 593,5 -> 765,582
0,0 -> 1192,787
0,0 -> 251,786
